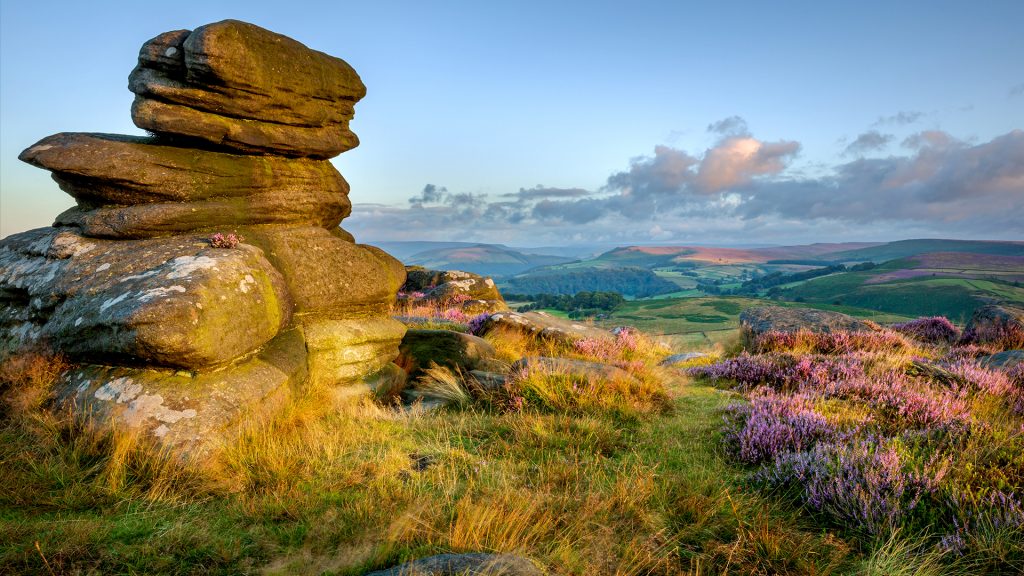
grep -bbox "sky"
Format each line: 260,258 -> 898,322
1,0 -> 1021,247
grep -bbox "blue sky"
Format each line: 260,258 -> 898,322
2,0 -> 1021,246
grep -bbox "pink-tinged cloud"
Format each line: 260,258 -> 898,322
695,137 -> 800,193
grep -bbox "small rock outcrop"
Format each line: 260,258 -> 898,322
480,310 -> 613,344
739,306 -> 880,347
397,329 -> 503,379
401,266 -> 508,314
963,304 -> 1024,349
0,20 -> 406,461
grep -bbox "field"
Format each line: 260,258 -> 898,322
591,296 -> 912,349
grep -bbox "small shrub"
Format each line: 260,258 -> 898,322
208,232 -> 243,248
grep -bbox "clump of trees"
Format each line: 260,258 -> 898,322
510,291 -> 626,318
505,267 -> 678,297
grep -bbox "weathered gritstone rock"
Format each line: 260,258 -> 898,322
397,329 -> 502,379
57,328 -> 308,460
0,228 -> 291,369
244,226 -> 406,316
2,19 -> 406,463
129,19 -> 365,158
739,306 -> 880,344
402,266 -> 508,314
964,304 -> 1024,348
303,318 -> 407,387
480,310 -> 612,344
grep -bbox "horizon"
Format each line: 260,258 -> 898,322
2,1 -> 1022,245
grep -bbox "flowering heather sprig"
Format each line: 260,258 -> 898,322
757,438 -> 948,537
208,232 -> 243,248
892,316 -> 960,343
940,490 -> 1024,556
688,353 -> 788,389
817,370 -> 973,432
689,353 -> 865,392
753,329 -> 908,354
722,391 -> 838,464
445,292 -> 472,305
945,359 -> 1014,397
942,344 -> 991,362
1008,363 -> 1024,388
612,327 -> 641,351
467,313 -> 491,335
441,308 -> 469,323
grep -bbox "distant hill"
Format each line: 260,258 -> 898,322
778,252 -> 1024,322
402,244 -> 575,277
827,239 -> 1024,263
501,266 -> 680,298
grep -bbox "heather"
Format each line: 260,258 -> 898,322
690,315 -> 1024,571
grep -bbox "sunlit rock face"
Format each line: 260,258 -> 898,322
0,20 -> 406,462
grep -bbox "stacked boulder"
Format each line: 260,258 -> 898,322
0,20 -> 406,460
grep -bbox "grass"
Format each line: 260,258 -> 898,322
1,337 -> 867,575
593,296 -> 912,351
781,274 -> 1024,323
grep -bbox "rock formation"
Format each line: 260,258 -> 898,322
0,20 -> 406,461
739,306 -> 880,347
401,266 -> 508,314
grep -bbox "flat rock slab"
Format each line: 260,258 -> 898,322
481,310 -> 612,344
740,306 -> 879,346
20,133 -> 350,237
129,20 -> 365,158
56,327 -> 307,462
303,317 -> 407,388
364,553 -> 542,576
244,226 -> 405,316
20,132 -> 349,206
0,227 -> 290,369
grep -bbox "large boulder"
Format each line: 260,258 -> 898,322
0,228 -> 290,369
739,306 -> 880,347
129,20 -> 365,158
964,304 -> 1024,349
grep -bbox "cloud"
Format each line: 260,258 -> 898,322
408,183 -> 448,205
737,130 -> 1024,228
706,116 -> 749,137
872,110 -> 924,126
694,137 -> 800,192
843,130 -> 894,156
502,185 -> 591,201
346,128 -> 1024,245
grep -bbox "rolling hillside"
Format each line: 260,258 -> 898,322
778,253 -> 1024,322
826,239 -> 1024,263
403,244 -> 575,277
